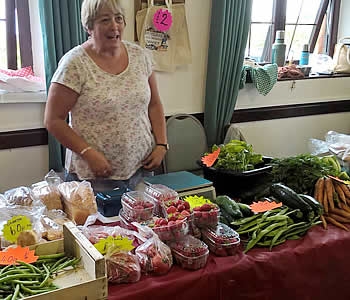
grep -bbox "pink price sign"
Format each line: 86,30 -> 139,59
153,8 -> 173,32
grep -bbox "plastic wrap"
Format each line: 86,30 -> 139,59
135,235 -> 173,275
4,186 -> 35,206
57,181 -> 97,225
40,210 -> 70,241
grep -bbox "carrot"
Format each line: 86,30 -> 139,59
329,207 -> 350,219
337,182 -> 350,199
323,185 -> 329,213
328,213 -> 350,223
320,215 -> 327,230
324,216 -> 349,231
339,202 -> 350,214
313,177 -> 324,203
325,177 -> 335,210
334,182 -> 347,205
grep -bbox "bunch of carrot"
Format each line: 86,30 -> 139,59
313,176 -> 350,231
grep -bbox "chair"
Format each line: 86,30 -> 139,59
163,114 -> 208,174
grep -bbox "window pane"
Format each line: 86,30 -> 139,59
0,21 -> 6,68
285,25 -> 314,61
251,0 -> 273,22
0,0 -> 5,19
286,0 -> 321,24
249,24 -> 273,62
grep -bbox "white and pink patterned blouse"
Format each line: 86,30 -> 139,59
51,41 -> 155,180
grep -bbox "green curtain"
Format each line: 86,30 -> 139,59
38,0 -> 87,171
204,0 -> 252,146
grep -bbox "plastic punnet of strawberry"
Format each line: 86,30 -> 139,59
145,184 -> 179,202
202,223 -> 240,244
168,235 -> 208,257
121,191 -> 155,221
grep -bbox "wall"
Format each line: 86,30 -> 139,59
1,0 -> 350,192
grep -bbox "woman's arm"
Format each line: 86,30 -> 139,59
142,72 -> 167,170
44,83 -> 113,177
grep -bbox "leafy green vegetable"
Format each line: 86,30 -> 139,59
270,153 -> 340,194
212,140 -> 263,171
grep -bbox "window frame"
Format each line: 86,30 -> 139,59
5,0 -> 32,70
248,0 -> 340,63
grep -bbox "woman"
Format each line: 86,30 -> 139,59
44,0 -> 168,191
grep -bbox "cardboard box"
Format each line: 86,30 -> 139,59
28,222 -> 107,300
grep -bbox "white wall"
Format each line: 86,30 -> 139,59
338,0 -> 350,41
1,0 -> 350,192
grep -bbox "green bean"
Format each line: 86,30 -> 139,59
244,221 -> 287,253
16,261 -> 42,275
12,280 -> 40,285
10,284 -> 19,300
257,238 -> 286,247
4,294 -> 12,300
269,227 -> 289,250
20,284 -> 56,295
0,274 -> 41,284
39,264 -> 50,288
0,270 -> 28,280
231,213 -> 262,226
0,265 -> 13,276
48,256 -> 68,272
37,253 -> 66,261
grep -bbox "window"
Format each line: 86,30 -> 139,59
245,0 -> 340,63
0,0 -> 33,70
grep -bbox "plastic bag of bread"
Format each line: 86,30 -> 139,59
0,204 -> 45,248
40,210 -> 70,241
31,170 -> 63,210
4,186 -> 35,206
31,181 -> 63,211
58,181 -> 97,225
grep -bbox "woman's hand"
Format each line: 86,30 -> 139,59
82,148 -> 113,177
142,146 -> 167,170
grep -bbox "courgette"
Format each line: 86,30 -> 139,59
270,183 -> 314,221
298,194 -> 323,216
214,195 -> 243,219
237,203 -> 253,217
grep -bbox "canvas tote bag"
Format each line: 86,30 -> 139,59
333,37 -> 350,73
136,0 -> 192,72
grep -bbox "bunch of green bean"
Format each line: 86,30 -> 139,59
231,207 -> 322,253
0,253 -> 81,300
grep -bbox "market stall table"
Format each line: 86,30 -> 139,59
108,224 -> 350,300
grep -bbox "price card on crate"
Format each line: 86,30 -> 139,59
3,215 -> 32,243
0,246 -> 38,265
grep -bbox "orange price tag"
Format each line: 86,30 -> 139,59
201,148 -> 220,167
0,246 -> 39,265
249,200 -> 282,213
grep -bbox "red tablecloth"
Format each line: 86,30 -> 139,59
108,224 -> 350,300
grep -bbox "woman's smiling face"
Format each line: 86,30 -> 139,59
89,5 -> 125,51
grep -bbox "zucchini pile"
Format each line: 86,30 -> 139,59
213,183 -> 324,253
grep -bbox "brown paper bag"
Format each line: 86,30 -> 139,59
333,37 -> 350,73
136,0 -> 192,72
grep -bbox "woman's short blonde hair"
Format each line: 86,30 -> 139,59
81,0 -> 125,31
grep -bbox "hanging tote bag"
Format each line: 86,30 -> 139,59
136,0 -> 192,72
333,37 -> 350,73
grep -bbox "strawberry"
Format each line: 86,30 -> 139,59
177,204 -> 186,212
180,210 -> 191,217
166,206 -> 177,214
183,201 -> 190,210
200,204 -> 212,211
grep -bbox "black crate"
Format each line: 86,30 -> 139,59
96,188 -> 128,217
200,157 -> 273,199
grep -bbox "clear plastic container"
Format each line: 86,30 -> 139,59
152,217 -> 189,241
201,223 -> 240,256
168,235 -> 209,270
121,191 -> 155,222
144,184 -> 179,217
193,205 -> 220,228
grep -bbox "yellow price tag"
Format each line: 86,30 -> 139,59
94,236 -> 135,255
183,195 -> 212,210
3,216 -> 32,243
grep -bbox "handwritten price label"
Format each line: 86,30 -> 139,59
0,246 -> 38,265
153,8 -> 172,32
94,236 -> 135,255
3,216 -> 32,243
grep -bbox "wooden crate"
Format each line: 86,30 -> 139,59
27,222 -> 107,300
